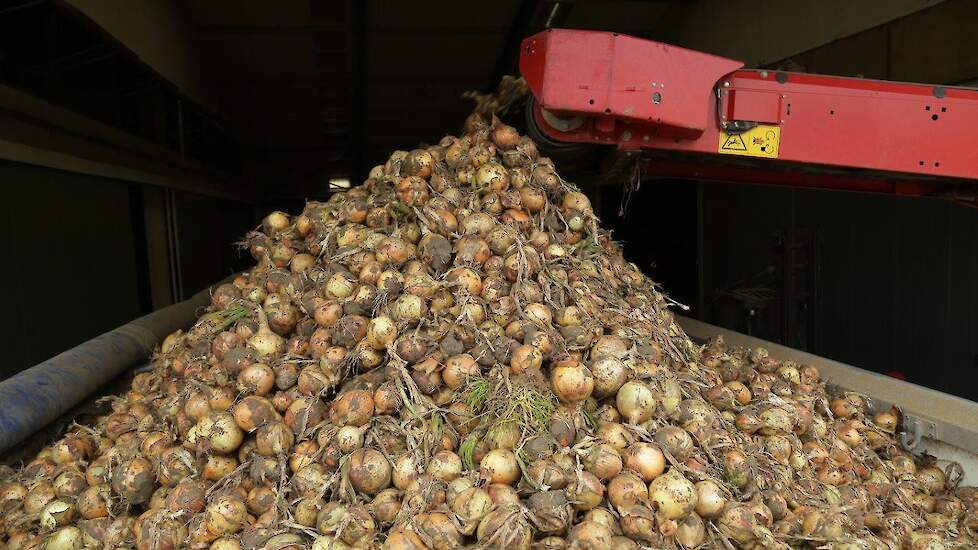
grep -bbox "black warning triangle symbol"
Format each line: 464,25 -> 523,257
721,134 -> 748,151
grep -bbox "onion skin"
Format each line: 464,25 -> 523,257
427,450 -> 463,482
648,469 -> 697,520
480,449 -> 520,485
694,480 -> 726,519
624,442 -> 666,482
348,448 -> 392,495
550,359 -> 594,403
616,381 -> 656,424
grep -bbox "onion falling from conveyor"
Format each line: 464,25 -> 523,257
2,36 -> 977,550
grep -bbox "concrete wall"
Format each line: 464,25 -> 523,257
666,0 -> 944,66
772,0 -> 978,84
64,0 -> 222,114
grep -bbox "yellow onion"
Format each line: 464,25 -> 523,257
568,521 -> 613,548
365,315 -> 398,350
694,480 -> 726,518
348,448 -> 392,495
44,526 -> 84,550
584,443 -> 622,481
550,360 -> 594,403
648,469 -> 697,520
616,381 -> 656,424
624,442 -> 666,482
480,449 -> 520,485
427,450 -> 463,482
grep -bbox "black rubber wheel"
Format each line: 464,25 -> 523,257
524,95 -> 595,158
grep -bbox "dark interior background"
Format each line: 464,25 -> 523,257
0,0 -> 976,400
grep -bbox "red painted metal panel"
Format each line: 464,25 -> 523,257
519,29 -> 743,137
727,89 -> 781,124
521,30 -> 978,191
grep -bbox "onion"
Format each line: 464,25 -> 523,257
590,356 -> 627,398
285,397 -> 327,433
232,396 -> 279,432
206,495 -> 247,535
395,176 -> 430,206
624,442 -> 666,482
874,408 -> 899,434
248,306 -> 285,359
836,422 -> 863,447
568,521 -> 613,548
486,422 -> 521,450
329,390 -> 375,427
830,393 -> 863,418
53,470 -> 87,499
452,487 -> 494,535
693,480 -> 726,518
365,315 -> 398,350
237,362 -> 275,396
477,506 -> 532,550
212,537 -> 243,550
524,302 -> 553,326
246,486 -> 275,516
348,448 -> 392,495
616,381 -> 656,424
427,450 -> 463,482
723,449 -> 751,488
40,500 -> 75,529
383,531 -> 428,550
256,421 -> 294,456
447,267 -> 483,295
566,470 -> 603,511
675,512 -> 706,547
918,466 -> 946,494
204,412 -> 244,453
336,426 -> 365,453
262,211 -> 290,234
550,359 -> 594,403
312,536 -> 351,550
596,422 -> 631,452
111,458 -> 156,504
492,124 -> 520,150
376,236 -> 414,266
391,294 -> 427,326
443,354 -> 480,389
370,488 -> 403,524
475,162 -> 510,191
607,472 -> 648,510
393,454 -> 420,490
758,406 -> 794,435
510,344 -> 543,374
584,443 -> 622,481
562,191 -> 592,213
44,526 -> 84,550
480,449 -> 520,485
24,481 -> 55,516
648,469 -> 697,520
203,455 -> 239,481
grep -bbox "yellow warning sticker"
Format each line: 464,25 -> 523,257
718,124 -> 780,158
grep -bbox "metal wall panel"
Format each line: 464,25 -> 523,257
0,160 -> 141,378
701,183 -> 978,400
